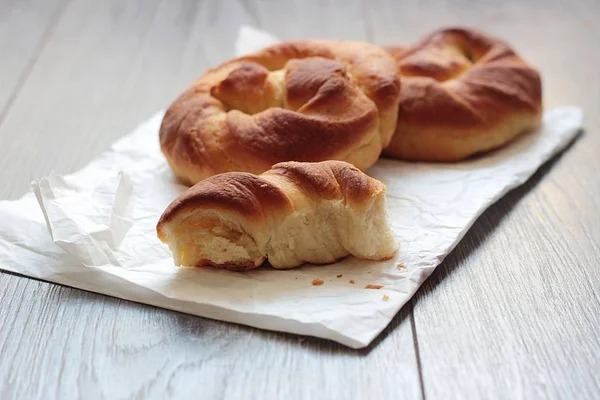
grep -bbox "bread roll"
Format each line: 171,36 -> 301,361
160,40 -> 401,185
384,27 -> 542,162
157,161 -> 398,270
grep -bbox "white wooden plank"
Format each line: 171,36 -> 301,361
247,0 -> 368,41
0,274 -> 420,399
368,0 -> 600,398
0,0 -> 67,117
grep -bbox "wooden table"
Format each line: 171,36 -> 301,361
1,0 -> 599,398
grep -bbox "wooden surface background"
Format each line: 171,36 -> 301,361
1,0 -> 599,399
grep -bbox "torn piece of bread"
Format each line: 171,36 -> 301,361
156,160 -> 398,270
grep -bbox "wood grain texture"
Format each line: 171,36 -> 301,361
0,0 -> 67,118
0,1 -> 421,399
246,0 -> 368,41
1,0 -> 599,399
0,274 -> 418,399
368,0 -> 600,398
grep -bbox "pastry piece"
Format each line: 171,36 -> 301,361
157,161 -> 398,270
384,27 -> 542,162
160,40 -> 401,185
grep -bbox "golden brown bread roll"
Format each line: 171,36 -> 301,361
160,40 -> 401,185
383,27 -> 543,162
157,161 -> 398,270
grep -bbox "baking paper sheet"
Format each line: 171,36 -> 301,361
0,26 -> 583,348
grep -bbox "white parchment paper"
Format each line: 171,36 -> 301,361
0,26 -> 583,348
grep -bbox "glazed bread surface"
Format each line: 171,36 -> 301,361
156,161 -> 398,270
160,40 -> 401,185
384,27 -> 543,162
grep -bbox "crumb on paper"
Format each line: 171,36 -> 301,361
336,274 -> 343,278
382,294 -> 389,301
349,279 -> 355,284
397,262 -> 405,270
365,284 -> 383,290
312,278 -> 324,286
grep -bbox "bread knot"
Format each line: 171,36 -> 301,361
384,27 -> 542,162
160,40 -> 401,185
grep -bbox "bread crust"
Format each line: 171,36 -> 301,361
157,161 -> 382,229
383,27 -> 543,161
160,40 -> 400,185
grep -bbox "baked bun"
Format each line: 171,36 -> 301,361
160,40 -> 401,185
157,160 -> 398,270
383,27 -> 542,162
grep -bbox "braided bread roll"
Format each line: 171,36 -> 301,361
157,161 -> 398,270
384,27 -> 542,162
160,40 -> 401,185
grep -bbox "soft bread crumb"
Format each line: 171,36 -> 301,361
158,161 -> 398,270
365,284 -> 383,289
349,280 -> 355,284
337,274 -> 343,278
312,279 -> 324,286
397,262 -> 405,269
382,294 -> 389,301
